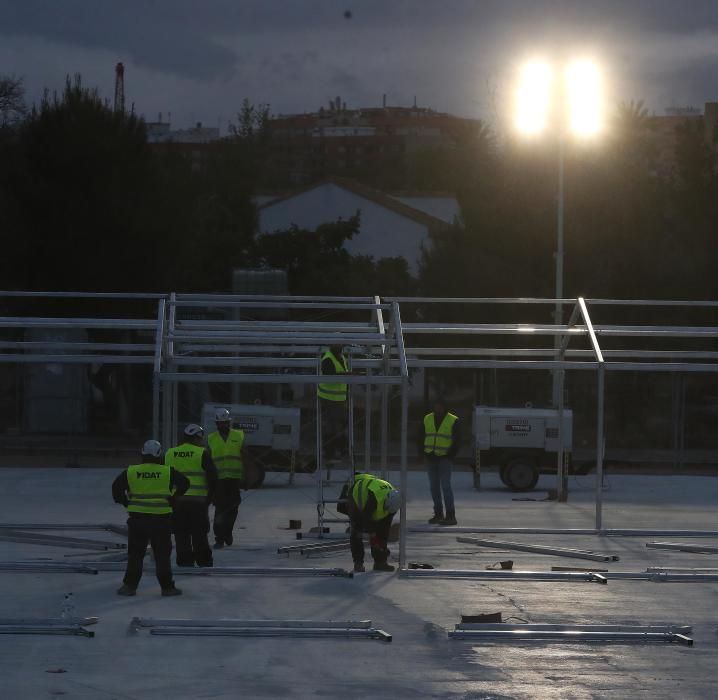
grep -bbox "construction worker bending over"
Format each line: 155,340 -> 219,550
208,408 -> 246,549
165,424 -> 218,567
420,398 -> 461,526
112,440 -> 187,596
346,473 -> 400,573
318,344 -> 349,461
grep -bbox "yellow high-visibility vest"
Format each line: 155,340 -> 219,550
126,463 -> 172,515
208,429 -> 245,480
351,473 -> 395,521
164,443 -> 207,498
317,350 -> 348,402
423,412 -> 458,457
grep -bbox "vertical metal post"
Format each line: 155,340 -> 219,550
348,356 -> 355,473
557,367 -> 567,502
380,357 -> 389,479
167,293 -> 178,445
399,379 -> 409,570
552,138 -> 565,407
595,364 -> 606,532
364,366 -> 371,472
316,355 -> 324,535
151,299 -> 166,441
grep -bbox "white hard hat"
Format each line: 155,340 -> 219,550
384,489 -> 401,514
214,408 -> 231,422
141,439 -> 162,458
184,423 -> 205,438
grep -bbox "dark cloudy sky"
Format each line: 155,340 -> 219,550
1,0 -> 717,132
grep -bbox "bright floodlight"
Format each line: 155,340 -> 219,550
565,60 -> 602,136
515,60 -> 553,135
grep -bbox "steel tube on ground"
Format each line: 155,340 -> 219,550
148,626 -> 391,642
455,623 -> 692,633
401,569 -> 606,583
0,625 -> 95,637
456,536 -> 619,562
448,630 -> 692,645
646,542 -> 718,554
132,618 -> 372,629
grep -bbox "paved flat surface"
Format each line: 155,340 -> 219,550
0,468 -> 717,699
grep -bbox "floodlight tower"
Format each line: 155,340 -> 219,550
114,62 -> 125,114
514,58 -> 603,401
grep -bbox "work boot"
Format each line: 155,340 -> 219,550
440,513 -> 457,526
213,540 -> 224,550
428,513 -> 444,525
161,586 -> 183,597
225,533 -> 233,546
353,562 -> 366,573
116,584 -> 137,596
373,561 -> 395,572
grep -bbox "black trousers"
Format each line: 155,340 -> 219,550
320,399 -> 348,460
123,515 -> 173,589
213,478 -> 242,542
173,499 -> 213,567
350,514 -> 394,565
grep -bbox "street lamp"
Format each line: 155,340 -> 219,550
514,56 -> 603,396
515,57 -> 603,500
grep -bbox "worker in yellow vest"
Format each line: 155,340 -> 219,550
208,407 -> 247,549
317,345 -> 349,461
419,398 -> 461,526
112,439 -> 189,596
164,424 -> 218,567
344,472 -> 400,573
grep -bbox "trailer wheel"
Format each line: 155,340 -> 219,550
504,458 -> 539,492
499,464 -> 511,486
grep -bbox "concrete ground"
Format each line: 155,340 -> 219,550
1,467 -> 717,699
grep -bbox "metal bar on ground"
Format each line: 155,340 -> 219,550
0,625 -> 95,637
456,536 -> 619,562
277,541 -> 351,555
132,618 -> 372,629
148,626 -> 392,642
0,563 -> 98,574
646,542 -> 718,554
401,569 -> 607,583
0,533 -> 119,551
0,617 -> 98,626
0,530 -> 126,548
65,563 -> 353,577
646,567 -> 718,573
410,527 -> 598,535
0,524 -> 122,531
448,629 -> 692,645
455,623 -> 692,633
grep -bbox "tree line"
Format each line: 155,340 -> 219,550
1,74 -> 716,307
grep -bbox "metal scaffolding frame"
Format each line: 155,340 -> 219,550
4,292 -> 718,570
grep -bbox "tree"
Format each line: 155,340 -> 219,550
0,74 -> 26,126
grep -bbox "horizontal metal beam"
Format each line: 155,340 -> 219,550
159,372 -> 402,385
171,300 -> 391,310
448,629 -> 692,645
605,529 -> 718,538
455,623 -> 692,633
646,542 -> 718,554
277,541 -> 351,555
603,571 -> 718,582
0,341 -> 155,352
0,624 -> 95,637
132,618 -> 371,629
0,617 -> 98,626
456,537 -> 619,562
0,317 -> 155,329
401,569 -> 607,583
0,290 -> 165,300
411,527 -> 599,535
0,530 -> 126,549
386,297 -> 574,305
0,354 -> 152,365
0,562 -> 98,574
147,626 -> 392,642
69,562 -> 353,577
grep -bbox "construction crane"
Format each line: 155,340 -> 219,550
113,62 -> 125,113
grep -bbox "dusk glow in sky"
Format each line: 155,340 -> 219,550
2,0 -> 717,131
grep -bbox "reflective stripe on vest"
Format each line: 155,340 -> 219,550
317,351 -> 348,402
127,463 -> 172,515
164,443 -> 208,497
351,473 -> 394,521
423,412 -> 458,457
208,429 -> 245,479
